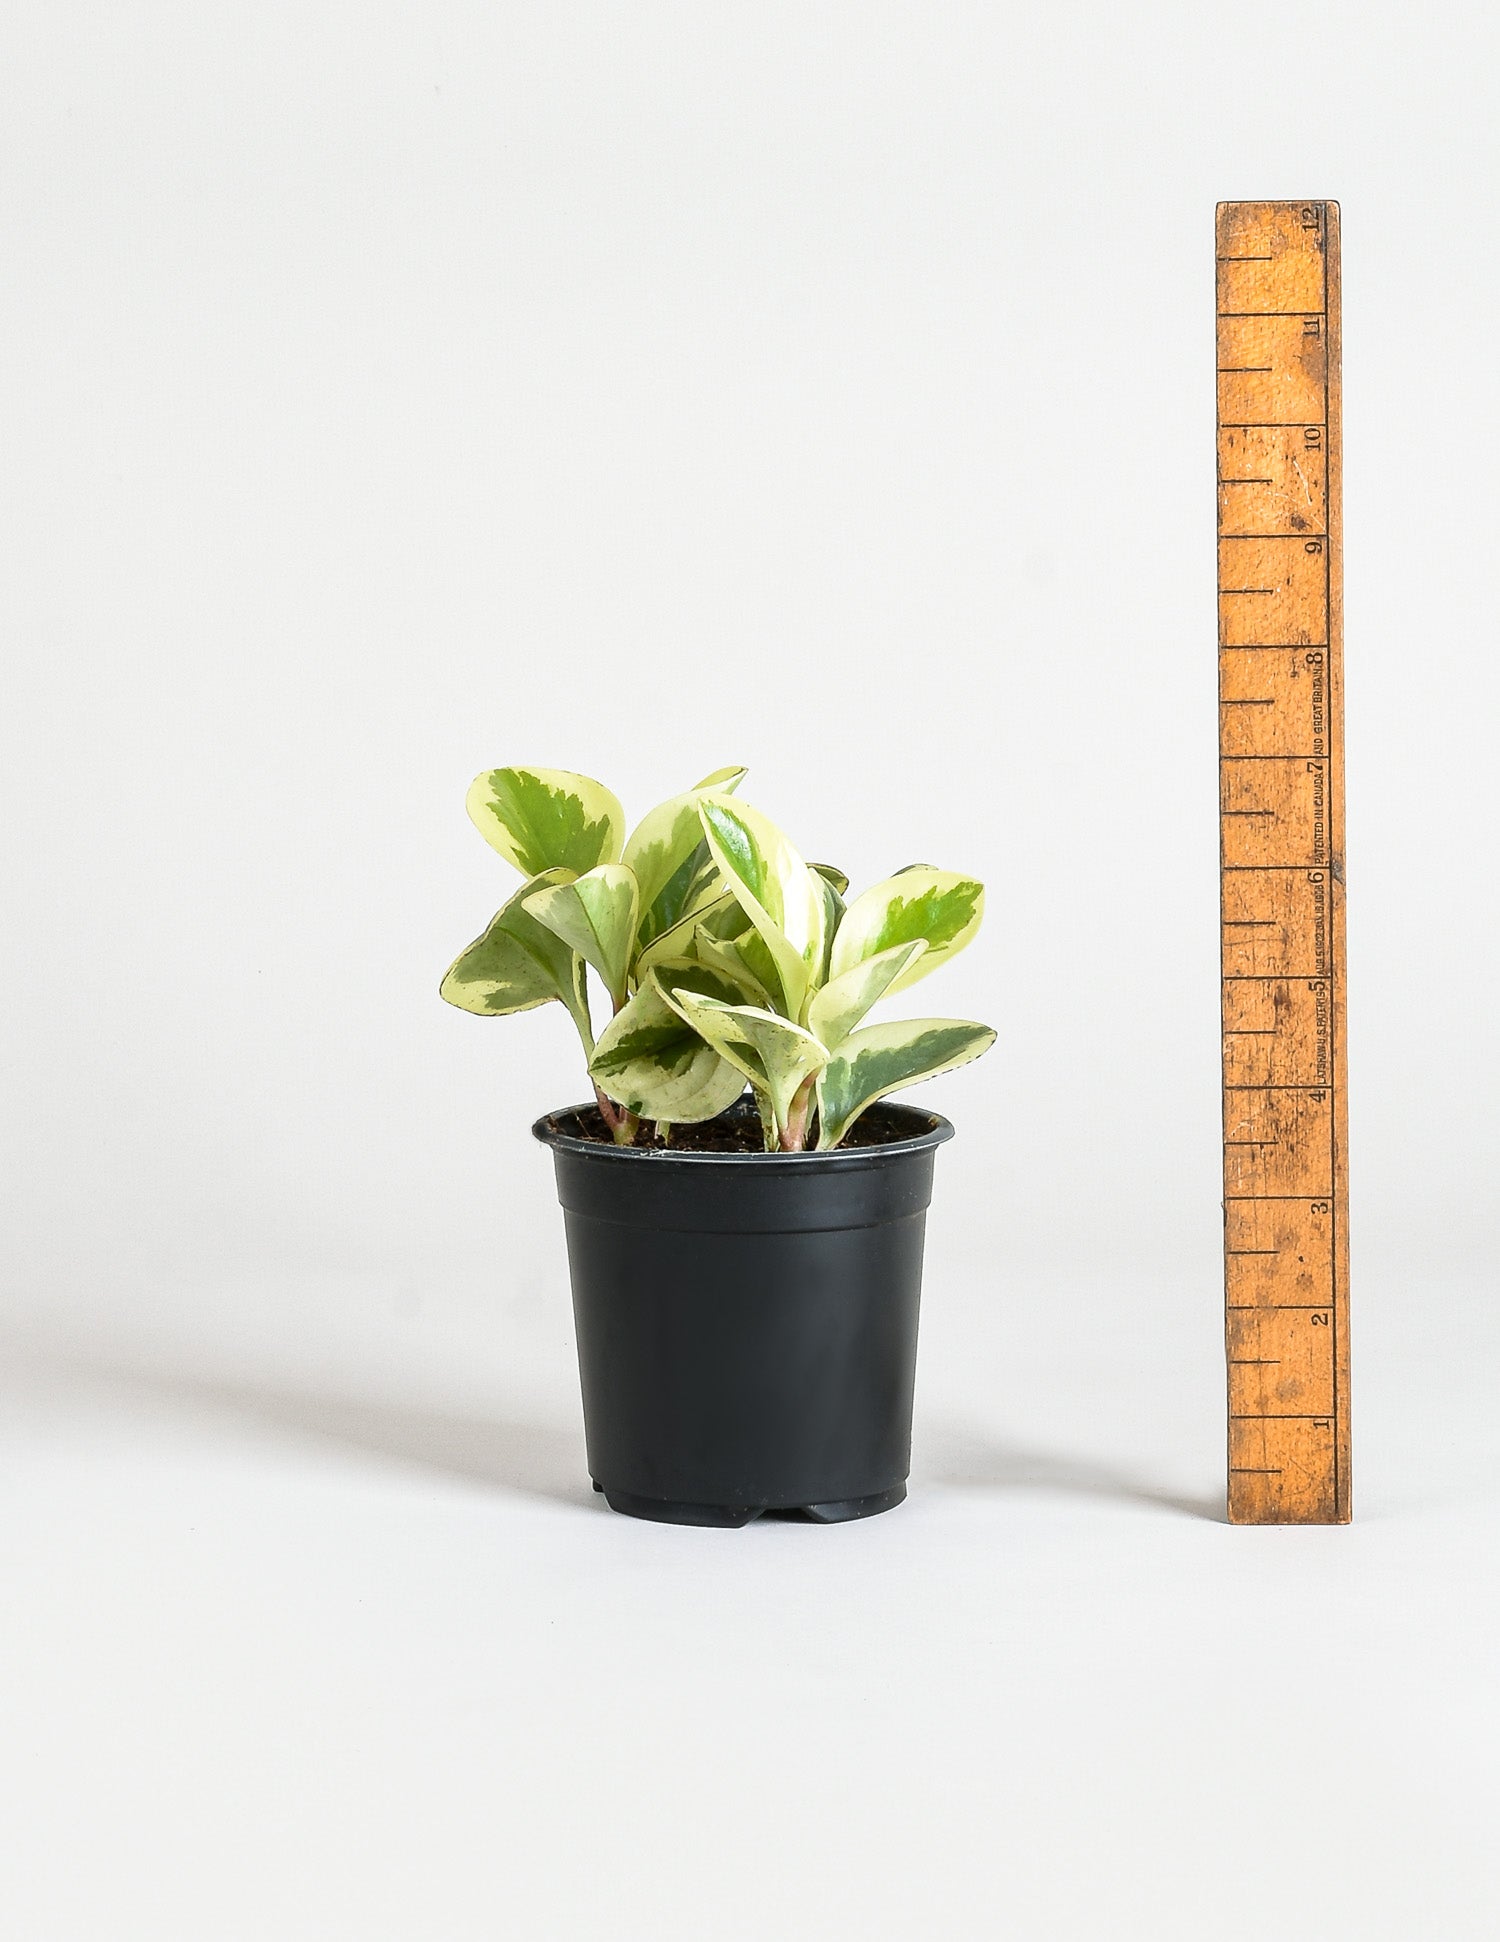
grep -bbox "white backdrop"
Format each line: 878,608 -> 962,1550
3,5 -> 1497,1937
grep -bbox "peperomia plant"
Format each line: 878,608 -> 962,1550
441,765 -> 995,1150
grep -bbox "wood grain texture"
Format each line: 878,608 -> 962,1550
1217,201 -> 1350,1524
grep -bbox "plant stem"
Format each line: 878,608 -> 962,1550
593,1083 -> 640,1146
778,1076 -> 817,1152
590,991 -> 640,1144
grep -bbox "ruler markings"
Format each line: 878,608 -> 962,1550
1216,200 -> 1349,1525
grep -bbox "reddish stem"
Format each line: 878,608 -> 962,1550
778,1076 -> 817,1152
593,1083 -> 640,1146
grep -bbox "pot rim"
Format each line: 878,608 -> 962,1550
532,1097 -> 954,1167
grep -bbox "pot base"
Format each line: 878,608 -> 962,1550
594,1482 -> 907,1527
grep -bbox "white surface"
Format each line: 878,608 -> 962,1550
3,2 -> 1498,1935
4,1271 -> 1497,1942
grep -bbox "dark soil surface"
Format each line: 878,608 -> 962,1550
547,1100 -> 934,1153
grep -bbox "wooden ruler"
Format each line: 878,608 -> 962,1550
1216,201 -> 1350,1524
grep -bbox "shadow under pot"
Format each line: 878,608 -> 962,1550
533,1100 -> 954,1527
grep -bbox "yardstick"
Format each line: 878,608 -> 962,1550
1216,201 -> 1350,1524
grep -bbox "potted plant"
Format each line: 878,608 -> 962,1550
441,764 -> 995,1526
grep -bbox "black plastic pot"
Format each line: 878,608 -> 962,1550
533,1099 -> 954,1527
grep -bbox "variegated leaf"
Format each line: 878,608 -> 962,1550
829,868 -> 985,997
812,862 -> 850,895
693,895 -> 755,943
728,923 -> 784,999
623,766 -> 747,952
807,939 -> 928,1052
690,929 -> 777,1009
439,868 -> 593,1051
522,864 -> 639,1005
466,766 -> 625,878
815,1018 -> 996,1149
813,869 -> 845,983
662,987 -> 829,1135
656,956 -> 766,1011
697,794 -> 827,1023
691,765 -> 751,793
633,889 -> 738,981
588,961 -> 746,1123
